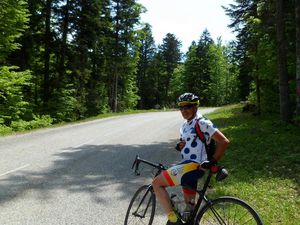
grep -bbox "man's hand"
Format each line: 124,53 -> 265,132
175,140 -> 186,151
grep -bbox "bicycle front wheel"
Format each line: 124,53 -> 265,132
195,196 -> 263,225
124,185 -> 156,225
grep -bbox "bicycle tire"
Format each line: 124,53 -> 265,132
124,185 -> 156,225
194,196 -> 263,225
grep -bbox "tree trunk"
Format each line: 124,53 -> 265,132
112,0 -> 120,112
276,0 -> 292,122
296,0 -> 300,116
59,0 -> 69,79
255,73 -> 261,115
43,0 -> 52,109
254,3 -> 261,115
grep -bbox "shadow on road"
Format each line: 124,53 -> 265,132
0,139 -> 180,207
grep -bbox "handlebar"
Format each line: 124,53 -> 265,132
131,155 -> 228,181
131,155 -> 167,176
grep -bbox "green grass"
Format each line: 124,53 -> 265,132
205,105 -> 300,225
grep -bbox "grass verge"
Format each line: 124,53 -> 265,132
205,104 -> 299,225
0,109 -> 165,136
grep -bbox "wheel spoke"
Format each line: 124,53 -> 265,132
124,185 -> 155,225
197,197 -> 262,225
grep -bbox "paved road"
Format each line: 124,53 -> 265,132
0,108 -> 217,225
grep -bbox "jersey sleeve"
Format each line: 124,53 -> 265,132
198,117 -> 218,140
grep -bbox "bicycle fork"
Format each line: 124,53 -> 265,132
133,185 -> 153,218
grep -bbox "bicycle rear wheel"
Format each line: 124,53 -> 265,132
124,185 -> 156,225
195,196 -> 263,225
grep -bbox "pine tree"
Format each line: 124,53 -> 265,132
108,0 -> 144,111
70,0 -> 104,117
136,23 -> 156,109
158,33 -> 182,105
195,29 -> 214,105
225,0 -> 297,120
182,41 -> 199,94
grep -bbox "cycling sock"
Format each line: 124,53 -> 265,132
168,211 -> 178,222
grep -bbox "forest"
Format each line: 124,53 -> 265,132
0,0 -> 299,133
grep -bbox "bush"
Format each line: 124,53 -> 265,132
0,125 -> 12,135
0,66 -> 32,125
10,115 -> 53,131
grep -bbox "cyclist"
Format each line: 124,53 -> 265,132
152,92 -> 230,225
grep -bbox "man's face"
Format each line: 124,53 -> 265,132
179,104 -> 197,120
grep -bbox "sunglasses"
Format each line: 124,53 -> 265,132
179,105 -> 194,111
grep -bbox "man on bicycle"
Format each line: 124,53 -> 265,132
152,92 -> 230,225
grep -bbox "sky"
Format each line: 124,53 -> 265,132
137,0 -> 236,53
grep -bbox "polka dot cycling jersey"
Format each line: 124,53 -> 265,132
179,113 -> 218,164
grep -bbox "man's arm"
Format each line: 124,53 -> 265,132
211,130 -> 230,161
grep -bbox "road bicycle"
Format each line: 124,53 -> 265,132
124,155 -> 263,225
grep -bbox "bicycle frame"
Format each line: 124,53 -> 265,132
128,156 -> 263,225
182,170 -> 213,223
131,155 -> 218,223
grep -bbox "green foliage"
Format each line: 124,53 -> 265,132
208,40 -> 239,106
0,0 -> 29,62
182,32 -> 239,106
169,65 -> 185,105
136,23 -> 157,109
157,33 -> 182,106
143,52 -> 166,108
3,0 -> 297,133
182,42 -> 198,93
10,115 -> 53,131
224,0 -> 297,121
0,125 -> 13,135
107,0 -> 143,112
0,66 -> 32,125
183,30 -> 213,106
0,0 -> 243,131
48,84 -> 79,122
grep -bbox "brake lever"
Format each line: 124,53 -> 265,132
134,161 -> 140,176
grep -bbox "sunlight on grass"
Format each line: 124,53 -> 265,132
205,104 -> 300,225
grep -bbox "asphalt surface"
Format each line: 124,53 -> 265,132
0,108 -> 217,225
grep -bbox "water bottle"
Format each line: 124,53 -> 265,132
170,194 -> 185,215
170,194 -> 192,221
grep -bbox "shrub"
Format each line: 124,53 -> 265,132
10,115 -> 53,131
0,125 -> 12,135
0,66 -> 32,125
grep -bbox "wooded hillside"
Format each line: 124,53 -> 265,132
0,0 -> 299,132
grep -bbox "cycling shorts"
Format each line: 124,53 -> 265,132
162,160 -> 205,195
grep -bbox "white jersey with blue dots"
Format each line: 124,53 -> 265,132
180,113 -> 218,164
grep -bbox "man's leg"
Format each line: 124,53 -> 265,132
152,161 -> 201,224
183,190 -> 196,204
152,173 -> 183,224
152,174 -> 173,214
